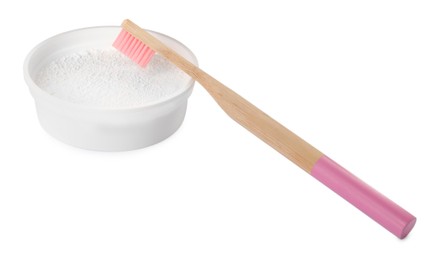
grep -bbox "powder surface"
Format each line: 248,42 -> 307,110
35,48 -> 190,108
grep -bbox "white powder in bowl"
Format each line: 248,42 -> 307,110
35,48 -> 190,108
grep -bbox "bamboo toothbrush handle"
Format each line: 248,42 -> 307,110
186,68 -> 324,172
122,19 -> 416,238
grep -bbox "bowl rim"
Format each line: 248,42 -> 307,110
23,26 -> 198,112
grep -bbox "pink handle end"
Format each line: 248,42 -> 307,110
311,155 -> 416,239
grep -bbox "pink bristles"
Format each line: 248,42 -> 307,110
113,29 -> 155,68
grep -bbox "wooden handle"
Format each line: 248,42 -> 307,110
189,71 -> 324,172
122,19 -> 323,172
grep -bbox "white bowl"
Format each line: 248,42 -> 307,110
24,26 -> 198,151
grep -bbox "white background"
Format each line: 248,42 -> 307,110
1,0 -> 432,259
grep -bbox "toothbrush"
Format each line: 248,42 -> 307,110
114,19 -> 416,239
